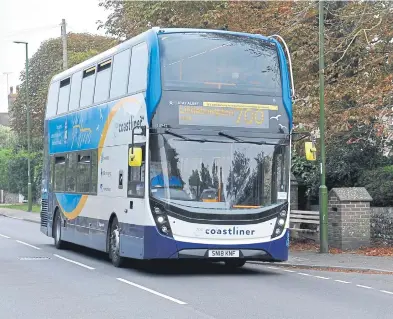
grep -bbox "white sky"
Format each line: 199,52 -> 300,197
0,0 -> 110,112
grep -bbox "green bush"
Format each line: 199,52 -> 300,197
357,166 -> 393,207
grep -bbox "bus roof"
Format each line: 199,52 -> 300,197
50,28 -> 276,84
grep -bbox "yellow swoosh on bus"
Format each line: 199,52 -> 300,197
98,96 -> 137,160
57,195 -> 88,220
72,124 -> 92,133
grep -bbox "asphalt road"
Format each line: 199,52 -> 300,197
1,216 -> 393,319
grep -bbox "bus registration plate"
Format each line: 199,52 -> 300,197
208,250 -> 239,258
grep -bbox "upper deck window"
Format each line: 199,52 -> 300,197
57,78 -> 71,114
159,33 -> 281,96
80,66 -> 96,108
69,71 -> 82,112
128,42 -> 148,94
94,59 -> 112,103
46,81 -> 60,117
110,49 -> 131,99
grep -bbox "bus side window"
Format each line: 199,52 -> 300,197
128,145 -> 145,197
128,42 -> 148,94
76,153 -> 91,193
54,156 -> 66,192
110,49 -> 131,99
46,81 -> 60,118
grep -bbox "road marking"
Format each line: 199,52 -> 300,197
335,280 -> 351,284
54,254 -> 95,270
0,234 -> 11,239
117,278 -> 187,305
267,266 -> 279,270
16,240 -> 41,250
314,276 -> 330,280
356,284 -> 373,289
298,272 -> 312,276
380,290 -> 393,295
282,269 -> 295,273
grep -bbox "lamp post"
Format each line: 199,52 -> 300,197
14,41 -> 32,212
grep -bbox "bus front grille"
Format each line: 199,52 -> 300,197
40,199 -> 48,227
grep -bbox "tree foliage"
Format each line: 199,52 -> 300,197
99,1 -> 393,143
9,33 -> 117,144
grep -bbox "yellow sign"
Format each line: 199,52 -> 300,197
129,147 -> 143,167
305,142 -> 317,161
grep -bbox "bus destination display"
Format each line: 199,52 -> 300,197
176,101 -> 278,129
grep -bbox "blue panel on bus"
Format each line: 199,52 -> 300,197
141,225 -> 289,261
48,104 -> 109,154
55,193 -> 83,213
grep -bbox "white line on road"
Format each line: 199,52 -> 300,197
16,240 -> 41,250
356,285 -> 373,289
380,290 -> 393,295
117,278 -> 187,305
297,273 -> 312,276
335,280 -> 351,284
267,266 -> 279,270
54,254 -> 95,270
282,269 -> 295,273
0,234 -> 11,239
314,276 -> 330,280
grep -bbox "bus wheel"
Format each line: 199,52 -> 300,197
109,217 -> 125,268
225,259 -> 246,268
54,212 -> 65,249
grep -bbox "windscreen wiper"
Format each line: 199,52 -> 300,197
164,129 -> 207,143
218,131 -> 287,146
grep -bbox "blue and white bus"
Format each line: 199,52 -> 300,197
40,28 -> 295,268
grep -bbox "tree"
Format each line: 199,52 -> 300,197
99,1 -> 393,144
9,33 -> 118,143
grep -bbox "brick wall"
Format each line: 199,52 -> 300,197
328,188 -> 372,250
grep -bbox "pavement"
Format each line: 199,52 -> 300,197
0,206 -> 40,224
271,250 -> 393,273
1,215 -> 393,318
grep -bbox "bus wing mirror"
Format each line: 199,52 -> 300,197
305,142 -> 317,161
129,147 -> 142,167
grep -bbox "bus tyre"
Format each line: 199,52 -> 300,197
54,212 -> 65,249
225,259 -> 246,268
109,218 -> 125,268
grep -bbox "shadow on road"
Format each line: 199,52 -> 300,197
45,242 -> 279,277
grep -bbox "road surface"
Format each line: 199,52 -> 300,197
1,216 -> 393,319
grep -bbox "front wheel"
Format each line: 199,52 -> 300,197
109,217 -> 125,268
225,259 -> 246,268
54,212 -> 65,249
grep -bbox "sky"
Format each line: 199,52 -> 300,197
0,0 -> 110,112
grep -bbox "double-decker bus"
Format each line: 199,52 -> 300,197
40,28 -> 295,268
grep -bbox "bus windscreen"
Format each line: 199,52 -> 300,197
159,32 -> 282,96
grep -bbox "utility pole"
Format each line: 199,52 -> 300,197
319,0 -> 328,253
61,19 -> 68,70
14,41 -> 32,212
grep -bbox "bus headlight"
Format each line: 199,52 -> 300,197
150,201 -> 173,237
156,216 -> 165,224
275,228 -> 282,235
279,210 -> 287,217
278,218 -> 285,226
